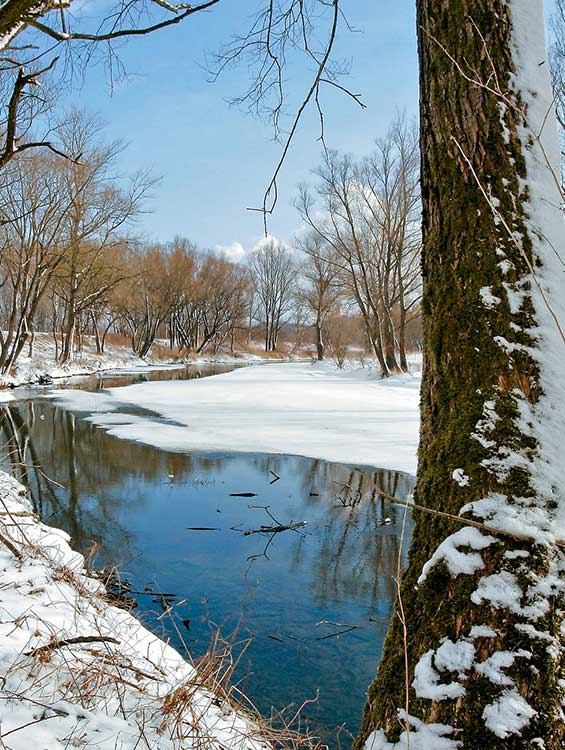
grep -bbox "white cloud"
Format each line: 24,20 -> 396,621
214,242 -> 246,262
214,234 -> 297,264
250,234 -> 297,255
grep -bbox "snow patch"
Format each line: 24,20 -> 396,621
483,689 -> 537,739
475,650 -> 531,686
479,286 -> 502,308
365,711 -> 460,750
452,468 -> 470,487
468,624 -> 498,639
471,571 -> 550,620
0,471 -> 267,750
418,527 -> 496,584
413,650 -> 468,701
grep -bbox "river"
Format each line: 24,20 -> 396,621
0,364 -> 414,747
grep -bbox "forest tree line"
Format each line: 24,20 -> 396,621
0,110 -> 422,376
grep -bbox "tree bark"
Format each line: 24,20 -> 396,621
315,316 -> 324,360
356,1 -> 564,748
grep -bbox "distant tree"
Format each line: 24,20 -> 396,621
551,0 -> 565,131
195,253 -> 253,354
50,112 -> 153,363
118,244 -> 185,358
297,115 -> 422,375
297,232 -> 342,360
550,0 -> 565,189
357,115 -> 421,371
249,238 -> 296,352
0,153 -> 70,372
326,314 -> 356,369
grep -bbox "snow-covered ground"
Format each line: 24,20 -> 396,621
0,333 -> 289,389
0,335 -> 161,388
50,360 -> 422,475
0,471 -> 270,750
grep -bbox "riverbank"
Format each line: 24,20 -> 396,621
0,470 -> 276,750
0,333 -> 311,390
51,360 -> 422,474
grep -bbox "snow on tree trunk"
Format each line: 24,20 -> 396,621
355,1 -> 564,748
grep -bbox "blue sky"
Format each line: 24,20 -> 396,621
63,1 -> 419,258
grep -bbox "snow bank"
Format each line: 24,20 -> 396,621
50,360 -> 422,474
0,333 -> 286,389
0,471 -> 267,750
0,334 -> 168,388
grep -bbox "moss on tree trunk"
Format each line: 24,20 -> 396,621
354,1 -> 564,748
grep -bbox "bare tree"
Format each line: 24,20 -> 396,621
297,231 -> 342,360
0,112 -> 151,370
0,152 -> 70,372
193,253 -> 253,354
117,243 -> 184,358
0,0 -> 350,217
298,151 -> 391,373
297,118 -> 422,375
357,114 -> 422,371
50,112 -> 154,363
550,0 -> 565,186
0,3 -> 224,169
249,237 -> 296,352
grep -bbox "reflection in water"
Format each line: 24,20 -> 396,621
1,374 -> 414,747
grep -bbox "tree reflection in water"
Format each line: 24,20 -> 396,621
0,392 -> 413,747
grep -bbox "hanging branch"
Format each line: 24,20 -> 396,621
210,0 -> 365,234
248,0 -> 341,234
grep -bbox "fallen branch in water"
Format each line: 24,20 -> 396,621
315,626 -> 357,641
186,527 -> 221,531
315,620 -> 359,641
244,504 -> 307,536
354,468 -> 565,548
244,521 -> 307,536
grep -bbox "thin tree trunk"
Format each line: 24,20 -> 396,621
92,313 -> 102,355
315,316 -> 324,360
397,305 -> 408,372
383,314 -> 400,373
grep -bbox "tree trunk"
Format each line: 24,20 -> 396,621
27,329 -> 34,359
92,313 -> 102,355
397,276 -> 409,372
60,302 -> 76,364
383,314 -> 400,373
315,317 -> 324,360
356,1 -> 564,748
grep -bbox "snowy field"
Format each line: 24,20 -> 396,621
51,360 -> 422,475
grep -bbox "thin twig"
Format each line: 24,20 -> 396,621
24,635 -> 120,657
354,469 -> 565,548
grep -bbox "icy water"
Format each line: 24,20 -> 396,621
1,365 -> 414,747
